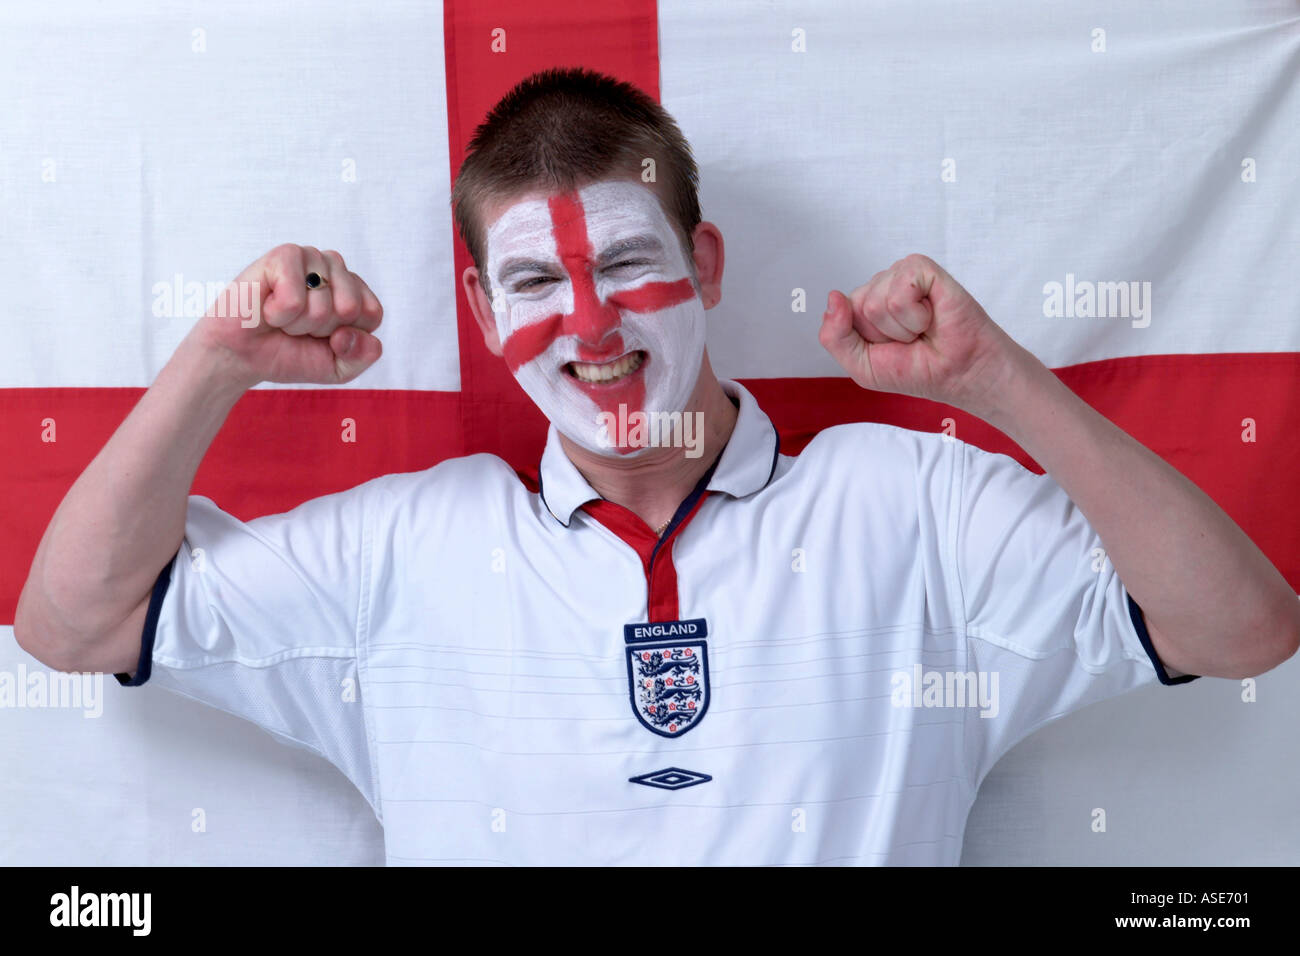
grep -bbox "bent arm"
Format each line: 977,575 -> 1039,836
977,347 -> 1300,679
15,333 -> 250,675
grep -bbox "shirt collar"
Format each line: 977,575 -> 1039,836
537,379 -> 781,528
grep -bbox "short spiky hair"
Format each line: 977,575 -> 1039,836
451,66 -> 702,294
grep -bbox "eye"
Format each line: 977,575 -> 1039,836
516,260 -> 650,291
518,276 -> 557,290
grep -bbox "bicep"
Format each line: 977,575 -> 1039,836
102,589 -> 154,679
14,569 -> 157,678
1141,615 -> 1187,678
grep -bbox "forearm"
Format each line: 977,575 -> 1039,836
977,347 -> 1299,677
18,332 -> 249,645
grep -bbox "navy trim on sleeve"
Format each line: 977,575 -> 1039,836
113,553 -> 177,687
1126,591 -> 1199,685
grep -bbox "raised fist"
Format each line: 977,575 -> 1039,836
192,244 -> 384,387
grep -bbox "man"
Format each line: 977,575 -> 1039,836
15,67 -> 1298,865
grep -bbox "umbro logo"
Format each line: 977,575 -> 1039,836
628,767 -> 712,790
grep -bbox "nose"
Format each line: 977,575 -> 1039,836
560,255 -> 621,350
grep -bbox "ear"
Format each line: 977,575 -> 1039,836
689,221 -> 725,310
462,264 -> 503,356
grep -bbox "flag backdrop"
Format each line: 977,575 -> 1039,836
1,0 -> 1297,865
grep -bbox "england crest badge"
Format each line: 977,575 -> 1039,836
624,618 -> 710,738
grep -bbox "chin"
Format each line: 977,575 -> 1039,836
564,427 -> 658,458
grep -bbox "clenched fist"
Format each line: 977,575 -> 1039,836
190,244 -> 384,388
818,253 -> 1027,416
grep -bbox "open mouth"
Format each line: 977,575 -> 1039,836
564,350 -> 647,384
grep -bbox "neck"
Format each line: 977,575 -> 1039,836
559,354 -> 739,533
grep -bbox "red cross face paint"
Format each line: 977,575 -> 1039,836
485,179 -> 706,456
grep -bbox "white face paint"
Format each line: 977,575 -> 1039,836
484,179 -> 706,456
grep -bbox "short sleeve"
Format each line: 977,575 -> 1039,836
113,478 -> 389,817
941,439 -> 1198,790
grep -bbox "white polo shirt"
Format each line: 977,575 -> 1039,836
117,378 -> 1195,865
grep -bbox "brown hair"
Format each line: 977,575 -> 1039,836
451,66 -> 702,296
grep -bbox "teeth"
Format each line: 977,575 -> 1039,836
570,351 -> 644,383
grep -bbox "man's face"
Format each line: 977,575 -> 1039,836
483,178 -> 706,456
